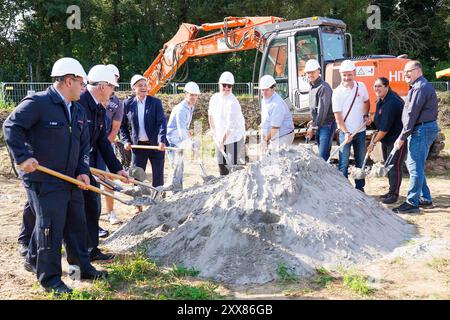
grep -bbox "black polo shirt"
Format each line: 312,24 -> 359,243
374,90 -> 404,144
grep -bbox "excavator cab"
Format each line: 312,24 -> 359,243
258,17 -> 348,122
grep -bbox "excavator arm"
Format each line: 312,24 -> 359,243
143,16 -> 283,95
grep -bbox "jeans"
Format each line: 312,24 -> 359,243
405,121 -> 438,206
338,130 -> 366,191
315,121 -> 337,161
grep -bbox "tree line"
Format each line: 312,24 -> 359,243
0,0 -> 448,84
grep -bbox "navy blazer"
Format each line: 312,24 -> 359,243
3,86 -> 90,182
120,95 -> 167,157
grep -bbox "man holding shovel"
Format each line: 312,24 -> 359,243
332,60 -> 370,192
165,82 -> 201,190
78,64 -> 129,262
392,61 -> 439,214
3,57 -> 108,294
367,77 -> 406,204
305,59 -> 336,160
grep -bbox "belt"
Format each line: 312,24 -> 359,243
138,140 -> 151,145
414,120 -> 435,127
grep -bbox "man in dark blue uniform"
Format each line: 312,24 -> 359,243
78,64 -> 128,261
120,74 -> 167,187
3,57 -> 107,294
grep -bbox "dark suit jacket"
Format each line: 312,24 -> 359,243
78,90 -> 122,173
120,95 -> 167,157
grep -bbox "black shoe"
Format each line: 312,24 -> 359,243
18,243 -> 28,257
419,199 -> 434,209
24,260 -> 36,274
98,227 -> 109,238
393,202 -> 420,214
81,269 -> 109,280
90,251 -> 115,262
44,282 -> 73,295
382,194 -> 398,204
380,192 -> 390,199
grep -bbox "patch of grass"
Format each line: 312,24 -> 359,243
427,258 -> 450,273
405,218 -> 417,225
47,251 -> 224,300
313,267 -> 336,287
342,270 -> 375,296
405,239 -> 417,245
276,261 -> 298,282
169,263 -> 200,278
164,282 -> 220,300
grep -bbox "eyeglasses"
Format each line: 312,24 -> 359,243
404,68 -> 418,74
69,76 -> 86,87
373,85 -> 384,88
221,84 -> 233,88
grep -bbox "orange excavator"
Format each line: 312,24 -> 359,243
143,16 -> 410,124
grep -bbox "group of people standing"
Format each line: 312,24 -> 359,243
305,58 -> 439,213
2,54 -> 439,294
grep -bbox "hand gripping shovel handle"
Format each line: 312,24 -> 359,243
326,122 -> 368,163
35,165 -> 133,205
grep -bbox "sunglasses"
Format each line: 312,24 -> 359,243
221,84 -> 233,88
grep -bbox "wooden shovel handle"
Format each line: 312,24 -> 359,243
131,145 -> 180,151
36,165 -> 125,202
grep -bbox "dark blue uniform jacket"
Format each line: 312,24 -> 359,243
3,86 -> 90,182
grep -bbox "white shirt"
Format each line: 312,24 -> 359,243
54,86 -> 72,121
261,92 -> 294,138
208,92 -> 246,144
136,96 -> 149,141
332,81 -> 369,134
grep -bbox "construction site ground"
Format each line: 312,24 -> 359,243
0,131 -> 449,300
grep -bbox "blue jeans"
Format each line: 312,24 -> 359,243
338,130 -> 366,191
315,121 -> 337,161
405,121 -> 438,206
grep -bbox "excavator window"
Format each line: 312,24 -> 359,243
295,34 -> 319,92
262,37 -> 289,98
320,31 -> 346,61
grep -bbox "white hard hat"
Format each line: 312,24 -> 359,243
107,64 -> 120,78
339,59 -> 356,72
258,75 -> 276,90
88,65 -> 119,87
304,59 -> 321,72
184,81 -> 201,94
51,57 -> 87,82
218,71 -> 235,85
130,74 -> 147,87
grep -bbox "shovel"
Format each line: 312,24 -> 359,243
349,132 -> 377,180
35,165 -> 156,206
326,122 -> 368,164
212,137 -> 244,173
191,144 -> 215,183
369,146 -> 399,177
90,167 -> 163,200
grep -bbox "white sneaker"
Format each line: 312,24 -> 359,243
109,212 -> 120,225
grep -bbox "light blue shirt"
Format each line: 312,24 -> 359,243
54,85 -> 72,121
261,92 -> 294,138
166,100 -> 194,146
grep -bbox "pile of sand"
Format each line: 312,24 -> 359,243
105,146 -> 413,284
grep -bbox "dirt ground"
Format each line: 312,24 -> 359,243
0,141 -> 449,300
